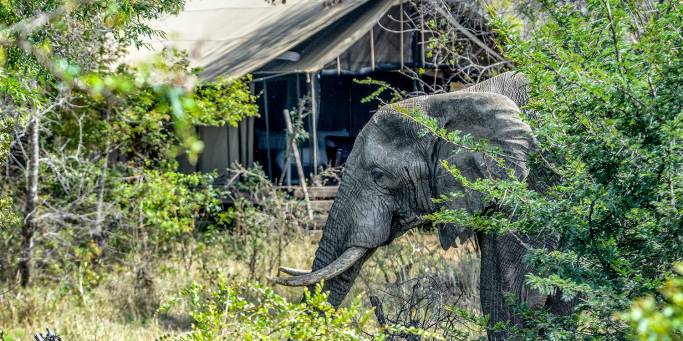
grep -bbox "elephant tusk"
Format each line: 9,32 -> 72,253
269,247 -> 367,287
279,266 -> 310,276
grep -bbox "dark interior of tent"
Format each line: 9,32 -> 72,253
253,70 -> 417,184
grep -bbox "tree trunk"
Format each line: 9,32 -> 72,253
18,114 -> 40,287
283,109 -> 313,221
92,141 -> 110,246
93,108 -> 111,247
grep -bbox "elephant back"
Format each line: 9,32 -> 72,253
458,71 -> 530,109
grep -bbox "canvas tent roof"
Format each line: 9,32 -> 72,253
258,0 -> 402,74
125,0 -> 398,80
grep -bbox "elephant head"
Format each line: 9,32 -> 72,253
272,79 -> 534,309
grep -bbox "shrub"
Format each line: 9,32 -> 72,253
159,280 -> 376,341
112,170 -> 228,246
412,0 -> 681,338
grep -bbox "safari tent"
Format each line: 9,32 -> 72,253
127,0 -> 493,182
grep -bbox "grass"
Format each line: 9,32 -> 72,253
0,231 -> 480,340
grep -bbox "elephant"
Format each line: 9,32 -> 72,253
272,72 -> 564,339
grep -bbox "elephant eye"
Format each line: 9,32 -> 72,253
371,167 -> 384,182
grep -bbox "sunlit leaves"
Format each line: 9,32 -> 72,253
622,264 -> 683,341
163,280 -> 379,340
112,170 -> 225,242
191,74 -> 259,128
355,77 -> 407,104
526,273 -> 592,302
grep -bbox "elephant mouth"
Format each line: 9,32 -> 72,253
269,247 -> 367,287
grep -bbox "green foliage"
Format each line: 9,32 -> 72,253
46,50 -> 258,164
0,168 -> 228,287
0,196 -> 17,226
113,170 -> 228,243
410,0 -> 682,338
355,78 -> 407,105
0,1 -> 258,164
160,280 -> 376,341
285,96 -> 311,144
0,197 -> 19,271
622,263 -> 683,341
0,0 -> 185,117
160,277 -> 440,341
505,3 -> 682,334
191,74 -> 259,127
0,0 -> 258,287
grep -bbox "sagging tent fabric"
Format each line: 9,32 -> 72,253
323,5 -> 414,73
126,0 -> 398,80
258,0 -> 404,74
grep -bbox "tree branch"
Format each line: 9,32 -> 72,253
428,0 -> 506,62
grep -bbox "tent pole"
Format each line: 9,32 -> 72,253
247,117 -> 254,166
289,74 -> 299,187
370,28 -> 375,71
400,0 -> 404,69
248,82 -> 255,166
240,117 -> 247,166
263,80 -> 273,178
309,72 -> 319,178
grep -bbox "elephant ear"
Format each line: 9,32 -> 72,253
427,92 -> 534,250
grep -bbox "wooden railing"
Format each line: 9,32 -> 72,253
280,186 -> 338,230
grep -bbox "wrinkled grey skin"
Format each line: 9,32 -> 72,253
308,72 -> 563,339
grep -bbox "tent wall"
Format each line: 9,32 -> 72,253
178,118 -> 254,174
198,126 -> 229,172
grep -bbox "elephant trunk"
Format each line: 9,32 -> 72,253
271,174 -> 380,307
308,180 -> 376,307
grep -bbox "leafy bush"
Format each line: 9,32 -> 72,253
112,170 -> 228,245
0,0 -> 258,289
160,280 -> 375,341
502,3 -> 681,336
405,0 -> 682,338
159,276 -> 441,341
